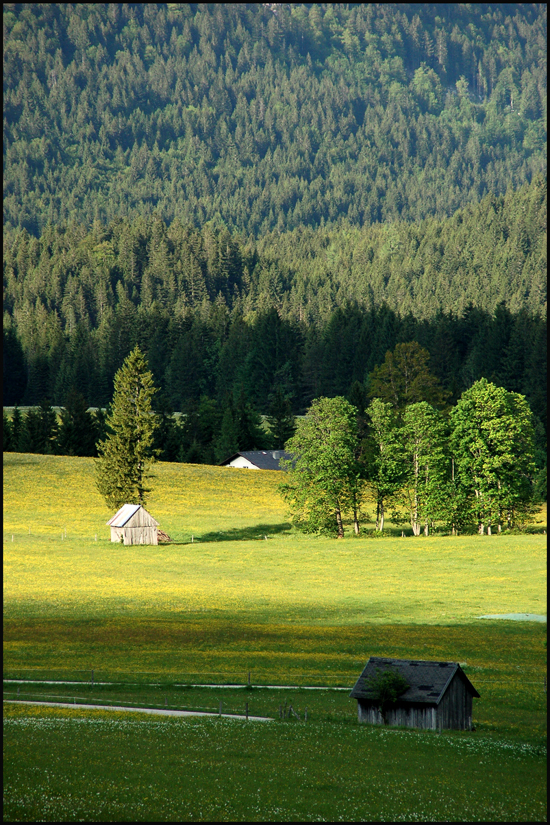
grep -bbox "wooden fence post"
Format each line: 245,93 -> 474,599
219,700 -> 222,716
305,707 -> 308,721
245,702 -> 248,721
248,671 -> 251,687
91,670 -> 94,686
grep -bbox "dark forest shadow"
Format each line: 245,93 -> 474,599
195,523 -> 292,543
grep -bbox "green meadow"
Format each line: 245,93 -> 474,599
3,452 -> 547,821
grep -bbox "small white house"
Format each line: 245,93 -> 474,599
219,450 -> 292,470
107,504 -> 159,545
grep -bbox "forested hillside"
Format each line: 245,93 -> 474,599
3,178 -> 547,444
2,4 -> 547,486
3,3 -> 546,235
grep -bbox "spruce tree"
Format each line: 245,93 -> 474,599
3,410 -> 13,451
9,406 -> 24,452
56,389 -> 99,457
367,342 -> 450,414
266,386 -> 296,448
96,346 -> 159,510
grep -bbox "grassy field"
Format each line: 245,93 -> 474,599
4,703 -> 546,823
3,452 -> 547,821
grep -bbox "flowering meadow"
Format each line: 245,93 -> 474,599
3,703 -> 546,822
3,453 -> 546,630
3,452 -> 547,821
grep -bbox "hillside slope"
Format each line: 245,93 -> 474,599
3,3 -> 546,235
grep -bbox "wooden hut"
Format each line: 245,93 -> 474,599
350,657 -> 480,731
106,504 -> 159,546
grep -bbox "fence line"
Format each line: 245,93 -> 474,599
3,674 -> 545,688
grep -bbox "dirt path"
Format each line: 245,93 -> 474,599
4,699 -> 273,721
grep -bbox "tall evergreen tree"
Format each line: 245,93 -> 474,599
266,386 -> 296,448
8,406 -> 24,452
3,410 -> 13,451
18,400 -> 58,455
214,397 -> 240,463
56,389 -> 99,457
96,346 -> 159,510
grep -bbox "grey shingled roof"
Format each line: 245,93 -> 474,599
349,657 -> 480,705
219,450 -> 293,470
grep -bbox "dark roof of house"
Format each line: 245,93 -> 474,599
219,450 -> 293,470
349,657 -> 480,705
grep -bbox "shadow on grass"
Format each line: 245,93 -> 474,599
194,523 -> 292,544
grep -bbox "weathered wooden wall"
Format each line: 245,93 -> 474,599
358,701 -> 437,730
125,508 -> 158,528
110,526 -> 123,543
357,673 -> 474,730
110,526 -> 158,545
437,672 -> 473,730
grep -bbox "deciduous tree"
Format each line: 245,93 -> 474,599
366,668 -> 410,725
367,341 -> 450,413
280,396 -> 362,537
450,378 -> 536,533
364,398 -> 404,531
400,402 -> 448,535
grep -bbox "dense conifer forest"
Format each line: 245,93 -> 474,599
4,3 -> 546,234
2,4 -> 547,492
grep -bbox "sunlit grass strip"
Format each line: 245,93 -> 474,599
4,530 -> 546,624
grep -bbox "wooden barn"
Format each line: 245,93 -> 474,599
106,504 -> 159,546
350,657 -> 480,731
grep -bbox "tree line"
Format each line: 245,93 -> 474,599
68,344 -> 542,533
33,344 -> 539,534
4,3 -> 546,236
3,177 -> 547,433
282,379 -> 540,538
4,339 -> 546,509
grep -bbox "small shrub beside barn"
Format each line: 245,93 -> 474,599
107,504 -> 159,546
350,657 -> 480,731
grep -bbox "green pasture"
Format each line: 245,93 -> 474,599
4,703 -> 546,823
3,452 -> 547,821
